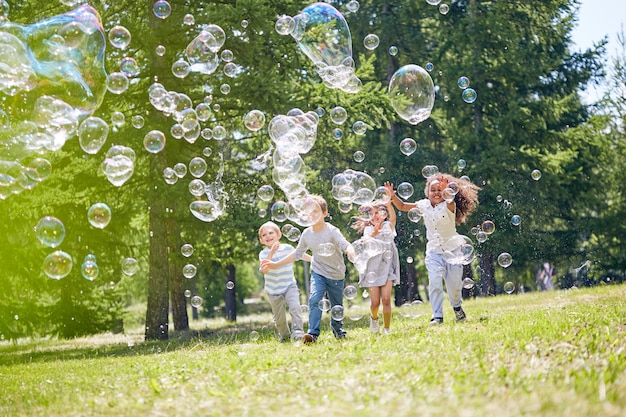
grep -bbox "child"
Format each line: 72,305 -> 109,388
261,195 -> 355,344
258,221 -> 311,342
385,174 -> 479,324
351,201 -> 400,334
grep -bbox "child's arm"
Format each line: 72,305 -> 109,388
301,253 -> 313,263
386,200 -> 397,230
260,251 -> 296,273
384,181 -> 416,212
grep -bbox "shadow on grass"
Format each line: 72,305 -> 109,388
0,318 -> 289,368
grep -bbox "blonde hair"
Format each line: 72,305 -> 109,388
424,174 -> 480,225
258,221 -> 281,239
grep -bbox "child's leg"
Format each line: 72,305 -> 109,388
381,280 -> 393,328
444,262 -> 464,308
268,293 -> 289,340
284,283 -> 303,334
307,272 -> 326,337
368,286 -> 381,319
326,278 -> 345,336
425,251 -> 445,319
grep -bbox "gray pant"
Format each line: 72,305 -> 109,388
268,283 -> 303,340
425,251 -> 463,319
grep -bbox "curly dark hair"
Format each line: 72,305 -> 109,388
424,174 -> 480,225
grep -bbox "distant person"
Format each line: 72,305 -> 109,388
261,195 -> 355,344
385,174 -> 479,325
351,201 -> 400,334
537,262 -> 555,291
258,221 -> 310,342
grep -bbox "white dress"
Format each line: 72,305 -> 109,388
357,221 -> 401,288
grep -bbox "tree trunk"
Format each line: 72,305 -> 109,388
462,264 -> 476,299
224,263 -> 236,321
145,153 -> 170,341
168,212 -> 189,331
478,251 -> 496,296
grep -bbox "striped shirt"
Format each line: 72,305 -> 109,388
259,243 -> 297,296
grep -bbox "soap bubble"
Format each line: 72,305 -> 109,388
181,244 -> 194,257
531,169 -> 542,180
457,76 -> 470,89
426,0 -> 442,4
399,138 -> 417,156
462,277 -> 475,289
155,44 -> 166,56
87,203 -> 111,229
503,281 -> 515,294
462,88 -> 477,103
330,106 -> 348,124
498,252 -> 513,268
442,235 -> 475,265
271,201 -> 288,222
171,59 -> 190,78
346,0 -> 360,13
344,285 -> 357,300
388,46 -> 398,56
184,290 -> 192,298
275,15 -> 295,35
35,216 -> 66,248
397,182 -> 414,199
244,110 -> 266,132
43,250 -> 73,280
332,128 -> 343,140
81,260 -> 99,281
101,145 -> 135,187
347,304 -> 364,321
111,111 -> 125,127
425,62 -> 434,71
407,208 -> 423,223
120,57 -> 140,77
153,0 -> 171,19
330,305 -> 344,321
108,25 -> 131,50
189,157 -> 207,178
363,34 -> 380,50
143,130 -> 166,153
388,64 -> 435,125
353,151 -> 365,163
226,280 -> 235,290
318,298 -> 331,312
481,220 -> 495,235
257,185 -> 275,201
121,257 -> 139,275
106,72 -> 130,94
352,121 -> 367,135
511,215 -> 521,226
457,159 -> 467,170
373,186 -> 392,204
190,296 -> 203,308
439,4 -> 450,15
183,263 -> 197,278
78,117 -> 109,154
131,115 -> 145,129
421,165 -> 439,178
249,330 -> 259,341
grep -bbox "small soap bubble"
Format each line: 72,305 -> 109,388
88,203 -> 111,229
275,15 -> 295,35
257,208 -> 267,218
144,130 -> 166,153
476,231 -> 487,243
131,115 -> 145,129
249,330 -> 259,341
462,88 -> 477,103
190,296 -> 203,308
189,157 -> 207,178
439,4 -> 450,15
397,182 -> 414,199
155,44 -> 166,56
406,256 -> 414,264
153,0 -> 171,19
462,277 -> 475,289
352,121 -> 367,135
212,125 -> 227,140
458,76 -> 470,89
425,62 -> 434,72
481,220 -> 495,235
421,165 -> 439,178
172,59 -> 190,78
181,244 -> 194,257
346,0 -> 360,12
184,290 -> 192,298
388,46 -> 398,56
408,208 -> 423,223
332,128 -> 343,140
343,285 -> 357,300
35,216 -> 66,248
400,138 -> 417,156
318,298 -> 331,312
457,159 -> 467,170
106,72 -> 130,94
43,251 -> 73,280
108,25 -> 131,50
257,185 -> 275,201
244,110 -> 266,132
511,215 -> 521,226
81,260 -> 99,281
183,14 -> 195,25
498,252 -> 513,268
363,34 -> 380,50
122,258 -> 139,275
241,20 -> 249,29
330,106 -> 348,125
503,281 -> 515,294
183,264 -> 197,278
531,169 -> 542,180
353,151 -> 365,163
330,305 -> 344,321
220,84 -> 231,95
226,280 -> 235,290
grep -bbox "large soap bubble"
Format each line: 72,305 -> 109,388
388,64 -> 435,125
43,250 -> 73,280
101,145 -> 135,187
268,109 -> 319,156
442,235 -> 475,265
291,2 -> 361,93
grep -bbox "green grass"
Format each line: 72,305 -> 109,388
1,285 -> 625,417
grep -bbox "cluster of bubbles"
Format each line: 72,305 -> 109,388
276,3 -> 362,93
0,5 -> 107,199
330,169 -> 378,213
457,75 -> 478,104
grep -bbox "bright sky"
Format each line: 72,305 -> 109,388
571,0 -> 624,56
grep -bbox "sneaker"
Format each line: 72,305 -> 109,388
454,306 -> 466,322
302,333 -> 317,344
369,317 -> 380,333
429,317 -> 444,325
381,328 -> 391,335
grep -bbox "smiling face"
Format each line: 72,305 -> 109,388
427,179 -> 446,205
259,224 -> 281,248
371,205 -> 388,224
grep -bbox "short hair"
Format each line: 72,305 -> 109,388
309,194 -> 328,213
258,221 -> 281,239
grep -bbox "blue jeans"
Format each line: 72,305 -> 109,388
308,271 -> 345,337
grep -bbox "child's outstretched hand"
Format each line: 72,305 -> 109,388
260,259 -> 274,274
